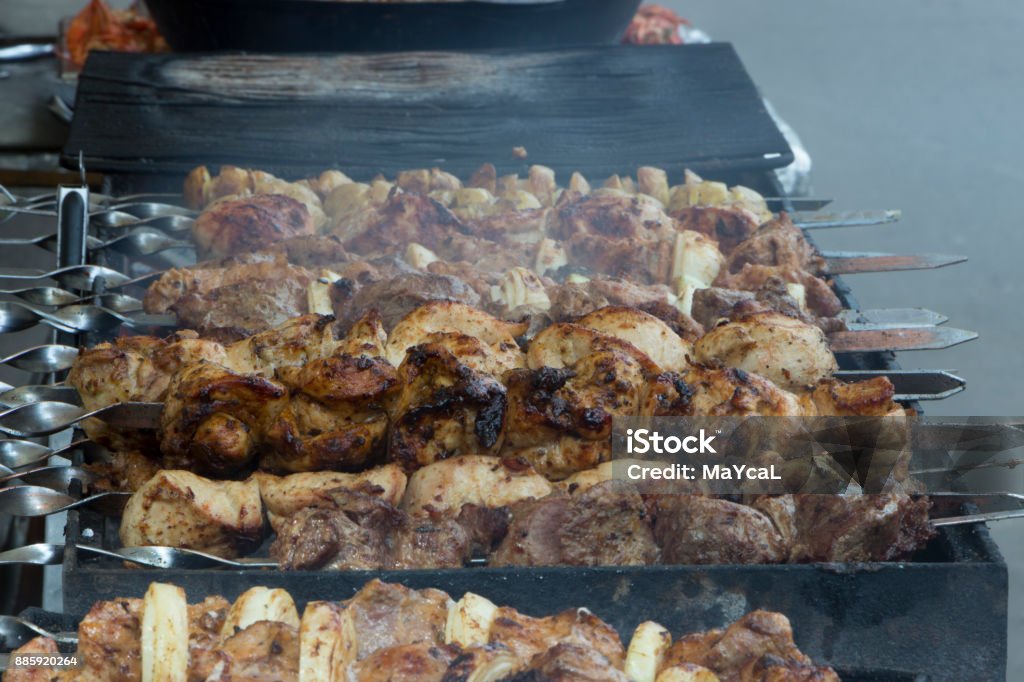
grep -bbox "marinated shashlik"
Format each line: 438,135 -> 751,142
69,302 -> 903,482
7,579 -> 839,682
140,164 -> 843,341
112,455 -> 934,567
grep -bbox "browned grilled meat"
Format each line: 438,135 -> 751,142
651,495 -> 788,565
664,610 -> 839,682
204,620 -> 300,681
160,361 -> 288,477
671,205 -> 762,253
3,637 -> 60,682
193,193 -> 315,259
779,493 -> 934,563
270,489 -> 470,571
261,354 -> 399,473
344,580 -> 452,661
334,272 -> 482,333
715,264 -> 842,318
492,481 -> 658,567
504,643 -> 631,681
489,605 -> 625,668
388,343 -> 508,472
725,214 -> 825,274
75,598 -> 142,682
353,642 -> 460,682
691,279 -> 846,334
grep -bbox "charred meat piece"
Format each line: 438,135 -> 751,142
665,610 -> 838,682
671,205 -> 762,253
192,193 -> 315,259
119,470 -> 264,558
492,481 -> 658,567
785,492 -> 934,562
504,643 -> 631,682
651,495 -> 787,565
388,343 -> 508,472
681,366 -> 808,417
160,361 -> 288,477
68,331 -> 226,451
76,598 -> 142,682
261,354 -> 399,473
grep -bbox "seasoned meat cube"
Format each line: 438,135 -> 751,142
254,464 -> 407,532
388,343 -> 508,472
715,264 -> 841,318
575,306 -> 692,372
693,312 -> 838,391
492,481 -> 657,567
489,606 -> 625,668
402,455 -> 552,517
334,272 -> 482,333
388,516 -> 472,570
193,193 -> 315,259
682,367 -> 808,417
4,637 -> 60,682
725,215 -> 824,275
261,354 -> 399,473
76,598 -> 142,682
160,361 -> 288,477
504,643 -> 630,681
271,505 -> 387,571
664,610 -> 836,682
343,580 -> 452,661
120,470 -> 263,558
204,620 -> 299,681
352,642 -> 460,682
652,495 -> 787,565
786,493 -> 934,562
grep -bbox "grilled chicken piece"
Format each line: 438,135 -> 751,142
254,464 -> 407,532
693,312 -> 838,391
204,620 -> 300,681
344,580 -> 452,661
715,264 -> 842,318
262,354 -> 399,473
352,642 -> 460,682
270,489 -> 470,570
664,611 -> 837,682
488,606 -> 625,668
403,455 -> 552,516
224,313 -> 343,375
725,215 -> 824,275
68,331 -> 227,450
679,365 -> 806,417
192,193 -> 316,259
160,361 -> 288,477
384,300 -> 527,371
810,376 -> 901,417
492,481 -> 658,567
690,279 -> 846,334
505,642 -> 631,682
651,495 -> 787,565
388,343 -> 508,472
551,189 -> 676,242
575,306 -> 692,372
119,470 -> 264,558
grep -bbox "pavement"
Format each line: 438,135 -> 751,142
1,0 -> 1021,676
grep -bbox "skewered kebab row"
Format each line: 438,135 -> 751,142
112,454 -> 932,568
8,579 -> 839,682
68,302 -> 900,481
143,163 -> 844,341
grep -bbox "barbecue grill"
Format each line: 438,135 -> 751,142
0,43 -> 1009,681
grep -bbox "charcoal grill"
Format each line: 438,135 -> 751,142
0,44 -> 1007,682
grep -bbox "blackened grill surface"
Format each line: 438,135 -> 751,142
65,45 -> 793,191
